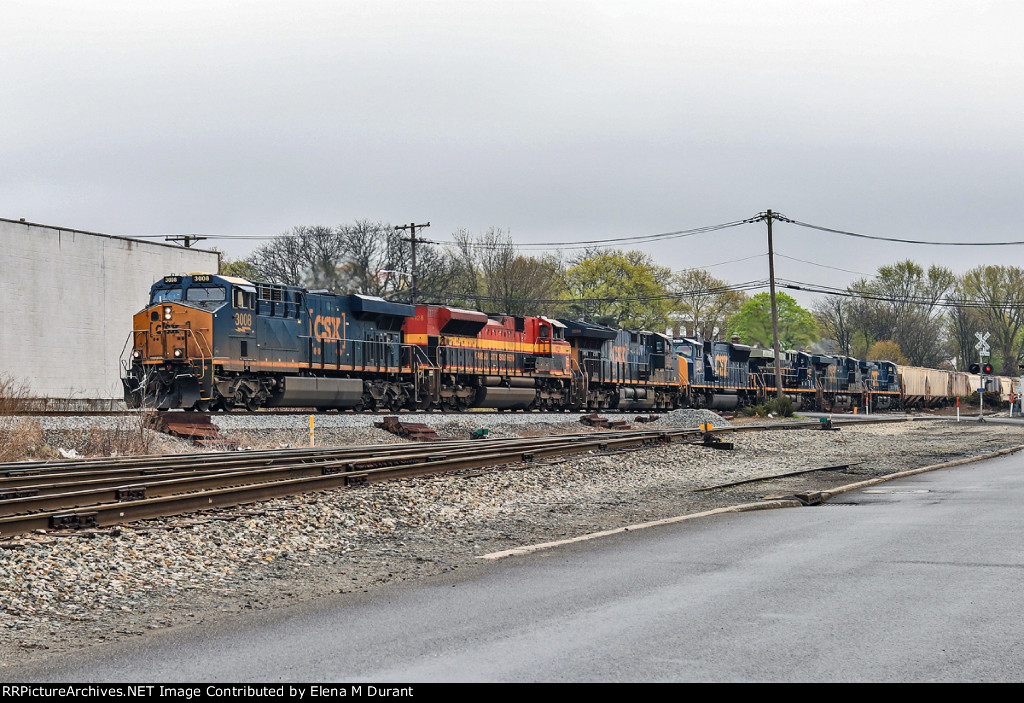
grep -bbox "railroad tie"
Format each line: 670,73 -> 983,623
374,416 -> 442,442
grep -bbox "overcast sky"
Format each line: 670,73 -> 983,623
4,1 -> 1023,303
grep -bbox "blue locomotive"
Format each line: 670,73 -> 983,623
123,273 -> 415,410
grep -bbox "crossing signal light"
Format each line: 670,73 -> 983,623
969,363 -> 980,374
983,363 -> 994,374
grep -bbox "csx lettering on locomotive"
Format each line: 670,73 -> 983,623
313,315 -> 344,341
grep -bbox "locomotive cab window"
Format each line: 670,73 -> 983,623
150,288 -> 183,304
182,286 -> 227,310
233,288 -> 256,310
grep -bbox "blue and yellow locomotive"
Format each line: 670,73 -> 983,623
122,273 -> 416,411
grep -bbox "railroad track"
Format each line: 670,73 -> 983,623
0,417 -> 916,539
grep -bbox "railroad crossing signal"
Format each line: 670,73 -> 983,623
975,331 -> 991,354
974,332 -> 991,423
975,331 -> 991,358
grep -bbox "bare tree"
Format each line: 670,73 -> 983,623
946,283 -> 986,370
813,295 -> 854,355
247,227 -> 309,286
672,269 -> 747,339
446,228 -> 567,315
961,265 -> 1024,374
846,261 -> 953,367
246,220 -> 458,301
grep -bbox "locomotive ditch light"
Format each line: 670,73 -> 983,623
173,348 -> 184,359
163,305 -> 172,320
132,349 -> 142,360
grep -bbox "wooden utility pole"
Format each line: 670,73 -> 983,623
395,222 -> 431,305
765,210 -> 784,399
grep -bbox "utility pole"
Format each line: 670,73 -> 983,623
765,210 -> 784,400
395,222 -> 431,305
165,234 -> 207,248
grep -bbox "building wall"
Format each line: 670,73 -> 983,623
0,218 -> 219,401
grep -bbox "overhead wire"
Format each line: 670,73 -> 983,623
139,211 -> 1024,312
434,217 -> 763,250
127,216 -> 764,249
434,279 -> 769,307
775,215 -> 1024,247
780,278 -> 1024,311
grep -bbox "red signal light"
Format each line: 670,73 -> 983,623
983,363 -> 993,374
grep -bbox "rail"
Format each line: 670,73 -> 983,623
0,417 -> 917,539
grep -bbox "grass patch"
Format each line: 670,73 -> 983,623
740,395 -> 796,418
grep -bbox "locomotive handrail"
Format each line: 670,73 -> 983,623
404,343 -> 437,371
569,356 -> 587,407
179,326 -> 213,399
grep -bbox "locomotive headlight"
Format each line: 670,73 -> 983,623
163,306 -> 172,320
173,348 -> 184,358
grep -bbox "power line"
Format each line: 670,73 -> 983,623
437,217 -> 762,250
135,216 -> 763,249
675,253 -> 766,273
433,279 -> 768,307
776,215 -> 1024,246
774,252 -> 874,278
780,278 -> 1024,310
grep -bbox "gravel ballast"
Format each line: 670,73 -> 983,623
2,412 -> 1023,668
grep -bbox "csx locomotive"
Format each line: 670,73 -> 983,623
122,273 -> 680,412
122,273 -> 1016,413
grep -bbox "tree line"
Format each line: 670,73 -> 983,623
220,220 -> 1024,374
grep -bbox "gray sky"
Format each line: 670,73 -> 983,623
4,0 -> 1023,303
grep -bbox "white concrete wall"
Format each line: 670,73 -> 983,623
0,218 -> 219,401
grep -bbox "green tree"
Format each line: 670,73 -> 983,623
217,252 -> 261,280
727,292 -> 817,349
563,249 -> 676,330
867,340 -> 908,364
